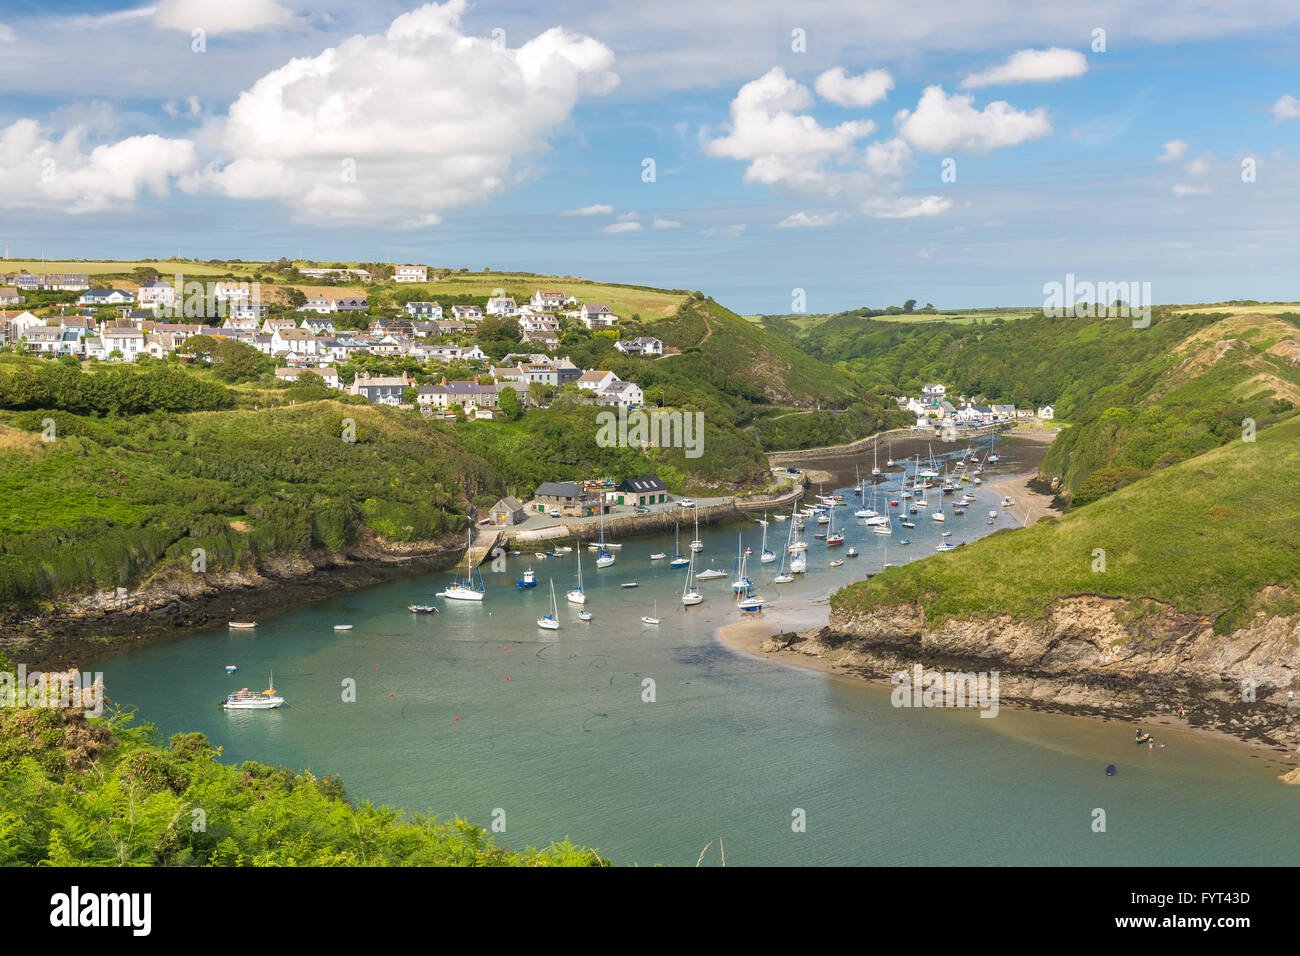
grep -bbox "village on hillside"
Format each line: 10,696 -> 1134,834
0,268 -> 661,415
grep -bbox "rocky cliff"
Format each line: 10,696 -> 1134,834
763,596 -> 1300,752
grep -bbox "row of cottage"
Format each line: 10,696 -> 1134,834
898,383 -> 1054,427
341,359 -> 644,410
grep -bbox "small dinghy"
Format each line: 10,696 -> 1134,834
642,601 -> 660,626
829,559 -> 844,568
333,624 -> 353,631
225,665 -> 237,673
228,621 -> 257,629
578,609 -> 593,621
650,552 -> 666,560
408,605 -> 438,614
620,581 -> 640,589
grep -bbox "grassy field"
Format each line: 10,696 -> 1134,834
1171,302 -> 1300,316
831,412 -> 1300,634
1,258 -> 263,277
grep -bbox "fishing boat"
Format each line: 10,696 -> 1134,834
594,508 -> 616,568
228,621 -> 257,629
730,534 -> 753,592
566,547 -> 587,605
669,524 -> 690,567
537,580 -> 559,630
516,567 -> 538,589
642,600 -> 660,626
437,530 -> 486,601
221,672 -> 283,710
333,624 -> 353,631
681,551 -> 703,605
408,604 -> 438,614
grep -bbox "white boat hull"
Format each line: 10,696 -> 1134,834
566,590 -> 586,605
438,587 -> 484,601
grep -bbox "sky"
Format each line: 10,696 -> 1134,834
0,0 -> 1298,314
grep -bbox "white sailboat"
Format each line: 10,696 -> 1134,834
871,440 -> 881,476
669,524 -> 690,567
595,508 -> 615,568
642,600 -> 660,625
689,508 -> 704,552
681,550 -> 703,605
437,529 -> 486,601
759,515 -> 776,563
730,534 -> 753,592
538,579 -> 559,629
774,506 -> 796,583
566,546 -> 587,604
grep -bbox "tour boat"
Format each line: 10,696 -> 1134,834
537,580 -> 560,630
516,567 -> 538,589
566,548 -> 587,605
438,531 -> 486,601
221,672 -> 283,710
642,600 -> 660,626
228,621 -> 257,629
681,552 -> 703,606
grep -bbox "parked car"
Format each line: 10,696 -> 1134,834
633,506 -> 651,515
548,508 -> 561,517
678,498 -> 695,508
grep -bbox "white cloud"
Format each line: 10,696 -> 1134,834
815,67 -> 893,107
1272,94 -> 1300,120
1184,154 -> 1212,177
703,67 -> 875,194
651,217 -> 681,229
153,0 -> 293,34
163,95 -> 203,119
1172,184 -> 1212,196
0,118 -> 197,213
563,204 -> 615,215
1157,139 -> 1189,161
863,195 -> 952,218
895,86 -> 1051,153
703,224 -> 747,238
188,0 -> 619,224
602,221 -> 642,233
961,47 -> 1087,88
864,137 -> 913,177
777,210 -> 846,227
0,23 -> 15,42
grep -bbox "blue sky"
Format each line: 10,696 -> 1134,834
0,0 -> 1298,314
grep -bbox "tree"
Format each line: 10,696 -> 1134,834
903,299 -> 917,313
497,385 -> 522,421
285,288 -> 307,308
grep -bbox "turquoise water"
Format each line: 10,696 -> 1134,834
87,467 -> 1300,865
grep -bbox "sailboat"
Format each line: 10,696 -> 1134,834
566,546 -> 587,604
537,579 -> 559,629
437,530 -> 486,601
988,430 -> 999,464
595,508 -> 615,568
886,437 -> 895,468
932,493 -> 946,522
759,515 -> 776,563
871,440 -> 881,476
669,524 -> 690,567
734,549 -> 764,610
730,534 -> 753,592
826,505 -> 844,545
681,551 -> 703,605
774,508 -> 796,583
642,600 -> 660,625
689,508 -> 704,552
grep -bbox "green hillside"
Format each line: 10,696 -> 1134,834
832,412 -> 1300,635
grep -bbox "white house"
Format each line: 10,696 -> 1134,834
486,296 -> 517,316
614,336 -> 662,356
271,328 -> 320,356
579,302 -> 618,329
530,290 -> 566,312
393,265 -> 428,283
78,288 -> 134,306
297,297 -> 335,314
575,370 -> 620,392
213,282 -> 254,302
1038,405 -> 1055,420
598,381 -> 644,406
404,301 -> 443,319
101,326 -> 146,361
7,311 -> 47,340
137,280 -> 175,308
